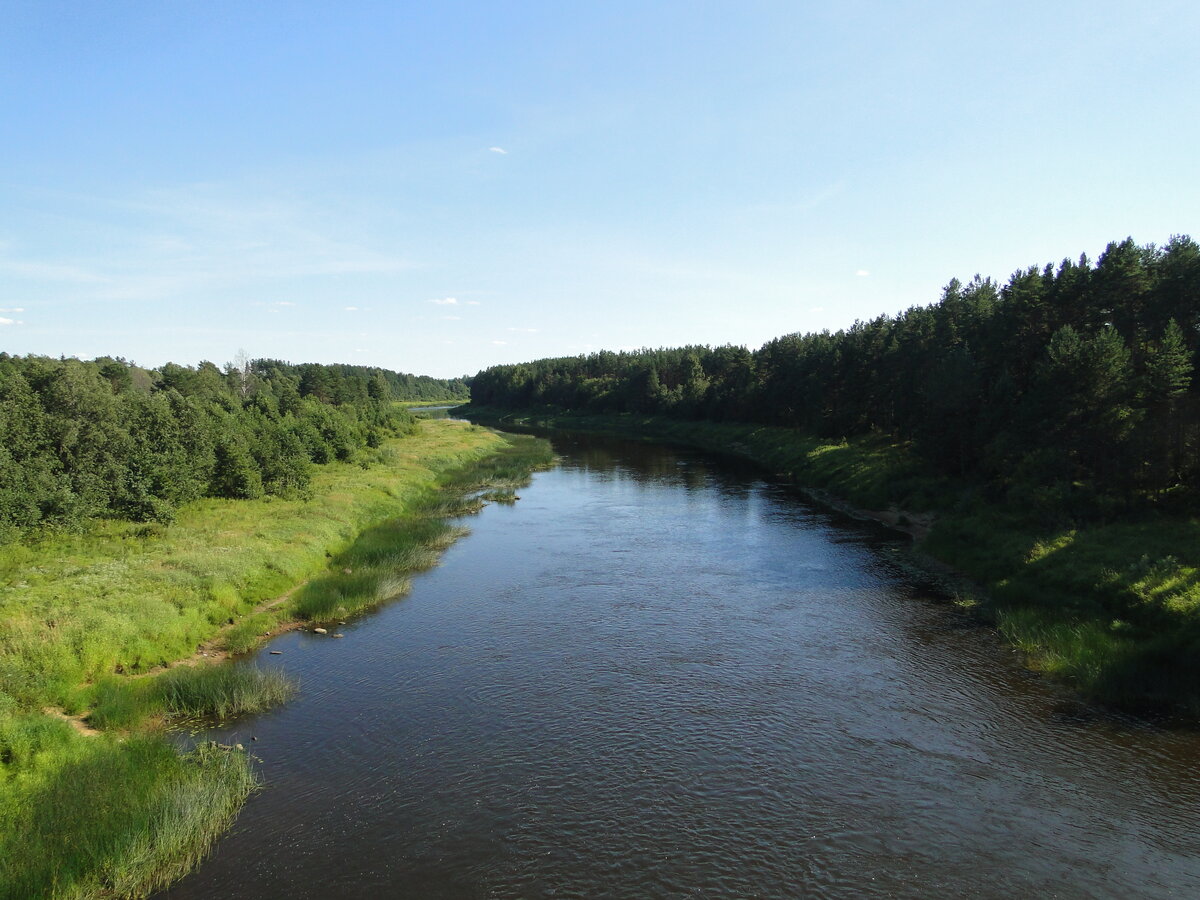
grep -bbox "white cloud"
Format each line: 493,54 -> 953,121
491,340 -> 507,346
0,307 -> 25,313
344,306 -> 359,311
855,270 -> 870,277
275,301 -> 296,307
0,185 -> 416,304
465,300 -> 481,306
430,297 -> 458,305
489,147 -> 507,154
507,327 -> 538,333
0,317 -> 18,326
0,259 -> 107,283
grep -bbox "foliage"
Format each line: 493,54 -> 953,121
470,235 -> 1200,517
0,354 -> 472,535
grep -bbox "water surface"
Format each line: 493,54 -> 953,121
161,431 -> 1200,899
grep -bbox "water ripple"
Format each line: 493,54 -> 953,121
161,434 -> 1200,900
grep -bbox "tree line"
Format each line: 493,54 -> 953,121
0,355 -> 466,533
471,236 -> 1200,520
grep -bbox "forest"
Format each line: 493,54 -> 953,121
0,355 -> 468,534
471,236 -> 1200,522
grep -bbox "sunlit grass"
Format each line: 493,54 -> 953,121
86,663 -> 296,730
0,419 -> 551,899
291,432 -> 554,623
0,420 -> 508,713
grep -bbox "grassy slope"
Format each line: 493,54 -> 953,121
0,419 -> 506,712
464,406 -> 1200,719
0,419 -> 540,900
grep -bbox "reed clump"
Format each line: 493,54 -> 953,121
0,734 -> 257,900
87,663 -> 297,731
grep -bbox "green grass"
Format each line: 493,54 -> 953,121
481,489 -> 518,503
936,514 -> 1200,715
0,736 -> 257,900
0,419 -> 509,713
291,432 -> 554,622
221,610 -> 287,655
87,665 -> 297,730
0,419 -> 553,898
465,405 -> 1200,719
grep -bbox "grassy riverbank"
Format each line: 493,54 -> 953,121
0,419 -> 553,899
463,405 -> 1200,720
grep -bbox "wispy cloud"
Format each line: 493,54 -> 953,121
855,270 -> 870,277
491,340 -> 507,345
465,300 -> 481,306
0,184 -> 416,304
0,317 -> 20,326
0,259 -> 107,283
489,147 -> 508,154
0,307 -> 25,313
344,305 -> 359,311
506,327 -> 538,333
430,297 -> 458,306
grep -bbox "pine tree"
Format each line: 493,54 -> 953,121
1141,319 -> 1193,493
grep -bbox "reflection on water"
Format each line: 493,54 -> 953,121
159,431 -> 1200,899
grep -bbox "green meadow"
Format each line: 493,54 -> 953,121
0,419 -> 552,899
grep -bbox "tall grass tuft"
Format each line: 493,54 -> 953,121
221,610 -> 286,655
88,664 -> 296,729
156,664 -> 296,719
0,735 -> 257,900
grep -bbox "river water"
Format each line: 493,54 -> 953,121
160,430 -> 1200,899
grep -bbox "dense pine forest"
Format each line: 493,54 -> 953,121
472,236 -> 1200,522
0,355 -> 469,534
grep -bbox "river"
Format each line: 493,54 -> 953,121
159,429 -> 1200,899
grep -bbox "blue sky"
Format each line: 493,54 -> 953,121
2,0 -> 1196,378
